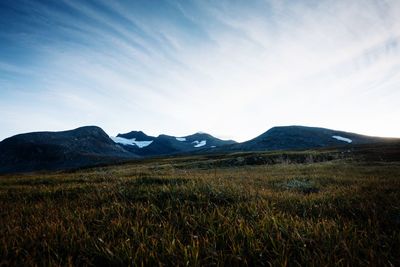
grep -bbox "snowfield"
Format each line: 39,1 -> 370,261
192,140 -> 207,147
332,135 -> 352,143
111,137 -> 153,148
176,137 -> 186,141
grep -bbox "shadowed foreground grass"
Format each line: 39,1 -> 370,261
0,157 -> 399,266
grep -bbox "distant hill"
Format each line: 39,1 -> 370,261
117,131 -> 154,141
0,126 -> 135,173
111,131 -> 236,156
217,126 -> 393,152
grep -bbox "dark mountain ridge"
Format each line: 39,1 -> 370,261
224,125 -> 388,152
0,126 -> 135,173
117,131 -> 154,141
0,125 -> 397,174
113,131 -> 236,156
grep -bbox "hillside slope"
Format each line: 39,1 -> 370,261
0,126 -> 135,173
218,126 -> 393,152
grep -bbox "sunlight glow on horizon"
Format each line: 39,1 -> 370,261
0,0 -> 399,142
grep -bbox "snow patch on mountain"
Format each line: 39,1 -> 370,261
192,140 -> 207,147
111,137 -> 153,148
176,137 -> 186,141
332,135 -> 352,143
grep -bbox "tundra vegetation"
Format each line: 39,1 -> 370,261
1,147 -> 399,266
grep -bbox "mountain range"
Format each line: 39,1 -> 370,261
0,126 -> 133,173
112,131 -> 236,156
0,125 -> 396,173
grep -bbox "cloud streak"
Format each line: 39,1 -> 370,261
0,0 -> 399,141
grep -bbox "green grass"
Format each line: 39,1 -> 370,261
1,155 -> 399,266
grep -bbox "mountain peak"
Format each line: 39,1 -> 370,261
232,125 -> 385,152
0,126 -> 136,173
117,131 -> 154,141
69,126 -> 109,136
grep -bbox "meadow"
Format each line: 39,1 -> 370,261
1,149 -> 399,266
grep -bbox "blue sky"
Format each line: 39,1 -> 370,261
1,0 -> 399,141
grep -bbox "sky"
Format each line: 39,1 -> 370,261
0,0 -> 399,142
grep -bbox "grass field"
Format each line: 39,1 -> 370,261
1,149 -> 399,266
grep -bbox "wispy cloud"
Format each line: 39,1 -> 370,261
0,0 -> 399,141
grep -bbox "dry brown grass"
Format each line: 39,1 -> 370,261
1,156 -> 399,266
